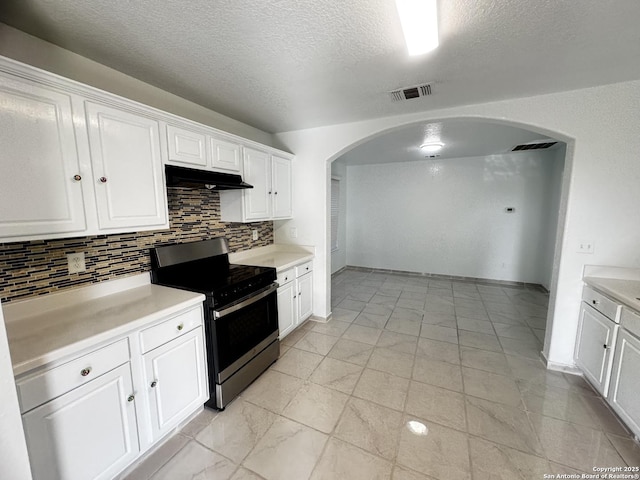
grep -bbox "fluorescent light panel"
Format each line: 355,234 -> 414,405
396,0 -> 439,56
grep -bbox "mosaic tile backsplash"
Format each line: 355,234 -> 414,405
0,186 -> 273,303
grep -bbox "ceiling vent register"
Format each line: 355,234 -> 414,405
511,141 -> 557,151
389,83 -> 432,102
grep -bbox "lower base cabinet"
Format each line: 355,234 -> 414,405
277,262 -> 313,340
608,328 -> 640,437
22,363 -> 139,480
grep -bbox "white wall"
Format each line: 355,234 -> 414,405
330,161 -> 348,274
343,150 -> 561,284
0,305 -> 32,480
0,23 -> 275,146
273,78 -> 640,370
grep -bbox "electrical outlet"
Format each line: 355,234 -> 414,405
252,229 -> 258,241
577,241 -> 594,254
67,252 -> 86,273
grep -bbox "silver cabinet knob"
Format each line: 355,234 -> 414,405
274,191 -> 278,195
603,344 -> 610,349
127,395 -> 135,402
268,191 -> 272,194
73,174 -> 82,181
99,177 -> 108,183
150,380 -> 158,388
177,324 -> 184,331
80,367 -> 92,377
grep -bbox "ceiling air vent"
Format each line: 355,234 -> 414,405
389,83 -> 432,102
511,141 -> 558,151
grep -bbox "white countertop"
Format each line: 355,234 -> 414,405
583,276 -> 640,314
3,274 -> 205,376
230,244 -> 315,272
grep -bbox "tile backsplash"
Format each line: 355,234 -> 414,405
0,186 -> 273,303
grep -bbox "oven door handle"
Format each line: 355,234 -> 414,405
213,283 -> 278,319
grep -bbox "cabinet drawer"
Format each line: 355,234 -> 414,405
295,260 -> 313,278
140,306 -> 203,354
277,268 -> 295,286
622,308 -> 640,339
582,285 -> 620,322
17,338 -> 130,413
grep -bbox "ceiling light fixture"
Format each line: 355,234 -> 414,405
395,0 -> 439,56
420,142 -> 444,153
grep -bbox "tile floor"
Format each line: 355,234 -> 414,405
123,269 -> 640,480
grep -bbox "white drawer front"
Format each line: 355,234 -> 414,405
582,285 -> 620,322
295,260 -> 313,278
622,308 -> 640,339
277,268 -> 295,286
17,338 -> 130,413
140,306 -> 203,354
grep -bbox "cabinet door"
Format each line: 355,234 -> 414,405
0,74 -> 87,240
297,272 -> 313,323
144,327 -> 207,440
271,156 -> 293,219
211,137 -> 241,173
575,303 -> 617,396
608,329 -> 640,437
85,102 -> 168,230
166,125 -> 207,167
242,148 -> 271,221
22,364 -> 139,480
277,281 -> 297,339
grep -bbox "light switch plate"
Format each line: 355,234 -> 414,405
67,252 -> 86,273
252,229 -> 258,241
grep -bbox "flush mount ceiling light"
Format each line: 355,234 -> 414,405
395,0 -> 439,56
420,142 -> 444,153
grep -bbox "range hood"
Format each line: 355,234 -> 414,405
165,165 -> 253,190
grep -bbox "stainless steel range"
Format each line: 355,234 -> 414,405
150,238 -> 279,410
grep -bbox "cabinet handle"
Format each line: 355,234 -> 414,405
80,367 -> 92,377
592,300 -> 599,305
127,395 -> 135,402
177,324 -> 184,331
150,380 -> 158,388
99,177 -> 108,183
73,174 -> 82,181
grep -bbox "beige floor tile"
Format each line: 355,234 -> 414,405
499,337 -> 541,359
487,311 -> 527,326
353,368 -> 410,411
392,465 -> 436,480
122,434 -> 190,480
310,319 -> 351,337
367,347 -> 415,378
343,323 -> 384,345
397,298 -> 426,310
421,312 -> 457,327
493,323 -> 538,341
337,298 -> 367,312
271,347 -> 324,379
377,331 -> 419,354
462,367 -> 523,407
419,325 -> 459,344
415,338 -> 461,365
196,400 -> 276,464
150,441 -> 237,480
294,331 -> 339,356
330,308 -> 360,323
505,355 -> 570,389
179,408 -> 219,438
310,438 -> 393,480
363,303 -> 394,318
230,467 -> 266,480
454,306 -> 489,321
456,317 -> 495,335
484,302 -> 520,315
468,437 -> 550,480
458,331 -> 502,352
459,346 -> 510,375
396,416 -> 471,480
281,327 -> 308,346
240,370 -> 303,414
391,307 -> 424,322
309,356 -> 363,394
282,382 -> 349,433
354,311 -> 390,329
529,413 -> 626,471
413,356 -> 463,392
465,396 -> 544,456
243,417 -> 327,480
405,380 -> 466,431
327,338 -> 374,366
607,433 -> 640,467
334,397 -> 403,460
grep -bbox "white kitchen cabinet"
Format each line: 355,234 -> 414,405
0,73 -> 88,239
276,261 -> 313,340
85,102 -> 168,230
22,363 -> 139,480
143,326 -> 207,440
210,136 -> 242,173
166,124 -> 207,167
575,303 -> 618,396
608,327 -> 640,438
219,148 -> 293,222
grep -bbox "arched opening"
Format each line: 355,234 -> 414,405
323,116 -> 574,361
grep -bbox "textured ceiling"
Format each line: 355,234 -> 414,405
1,0 -> 639,133
338,119 -> 560,166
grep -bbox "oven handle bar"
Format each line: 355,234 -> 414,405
213,283 -> 278,319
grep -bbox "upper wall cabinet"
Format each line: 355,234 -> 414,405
165,123 -> 242,174
219,148 -> 293,222
0,73 -> 88,239
85,102 -> 167,230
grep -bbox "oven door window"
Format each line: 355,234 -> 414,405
212,290 -> 278,375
